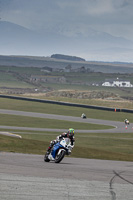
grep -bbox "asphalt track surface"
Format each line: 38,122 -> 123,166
0,109 -> 133,199
0,108 -> 133,133
0,153 -> 133,200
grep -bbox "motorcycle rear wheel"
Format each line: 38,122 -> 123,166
55,150 -> 65,163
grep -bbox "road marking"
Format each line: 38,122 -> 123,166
0,132 -> 22,138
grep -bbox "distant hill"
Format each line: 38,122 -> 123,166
51,54 -> 85,61
0,20 -> 133,62
1,55 -> 133,74
0,21 -> 49,55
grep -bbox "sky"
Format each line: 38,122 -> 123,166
0,0 -> 133,61
0,0 -> 133,40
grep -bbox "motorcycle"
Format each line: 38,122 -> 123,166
44,138 -> 73,163
81,113 -> 86,119
125,120 -> 130,125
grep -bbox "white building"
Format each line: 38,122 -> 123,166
102,79 -> 133,88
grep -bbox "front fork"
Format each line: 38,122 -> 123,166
48,154 -> 55,161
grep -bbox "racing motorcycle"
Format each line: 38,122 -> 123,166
44,138 -> 73,163
125,119 -> 130,125
81,113 -> 86,119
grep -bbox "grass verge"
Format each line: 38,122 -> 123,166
0,97 -> 133,123
1,131 -> 133,161
0,97 -> 133,161
0,113 -> 112,130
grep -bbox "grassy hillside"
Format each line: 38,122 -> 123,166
1,55 -> 133,73
0,65 -> 133,104
0,60 -> 133,112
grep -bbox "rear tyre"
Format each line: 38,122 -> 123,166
55,150 -> 65,163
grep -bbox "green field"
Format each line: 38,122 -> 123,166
0,113 -> 112,130
0,97 -> 133,122
1,130 -> 133,161
0,64 -> 133,161
0,97 -> 133,161
1,65 -> 133,102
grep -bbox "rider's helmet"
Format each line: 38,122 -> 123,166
67,128 -> 75,137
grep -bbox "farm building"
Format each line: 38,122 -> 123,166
102,79 -> 133,88
30,75 -> 66,83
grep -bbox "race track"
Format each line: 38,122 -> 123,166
0,152 -> 133,200
0,109 -> 133,199
0,109 -> 133,134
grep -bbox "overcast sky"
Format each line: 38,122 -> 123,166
0,0 -> 133,40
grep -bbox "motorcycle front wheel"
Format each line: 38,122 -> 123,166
44,152 -> 50,162
55,149 -> 65,163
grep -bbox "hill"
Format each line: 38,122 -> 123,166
51,54 -> 85,61
0,20 -> 133,62
0,55 -> 133,74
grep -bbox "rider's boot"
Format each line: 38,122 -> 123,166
47,146 -> 51,152
47,140 -> 55,153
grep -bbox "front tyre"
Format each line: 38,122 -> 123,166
44,152 -> 50,162
55,149 -> 65,163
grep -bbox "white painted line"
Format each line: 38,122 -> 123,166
0,132 -> 22,138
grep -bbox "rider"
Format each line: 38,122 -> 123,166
47,128 -> 75,152
81,113 -> 86,118
124,119 -> 129,125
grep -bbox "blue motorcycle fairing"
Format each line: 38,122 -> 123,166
51,142 -> 64,159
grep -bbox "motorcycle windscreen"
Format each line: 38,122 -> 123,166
64,138 -> 70,145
